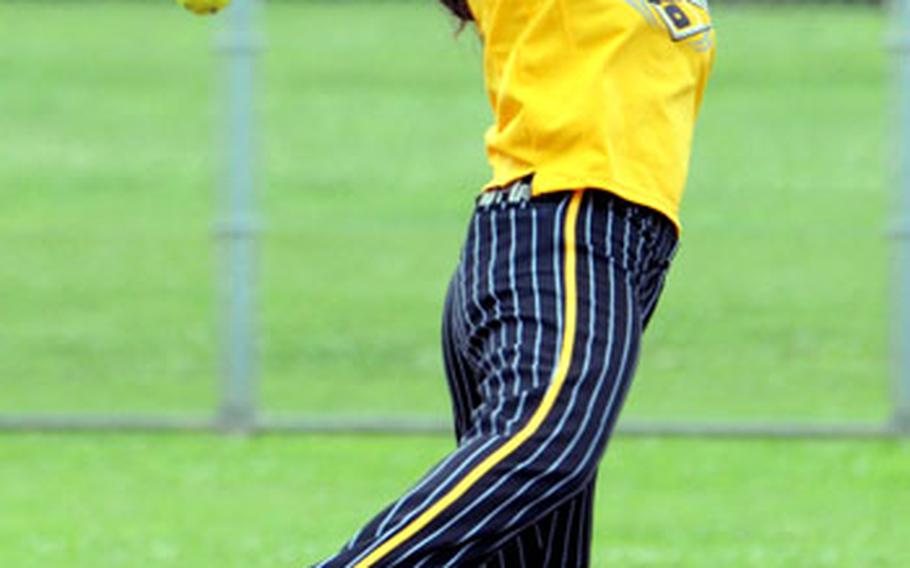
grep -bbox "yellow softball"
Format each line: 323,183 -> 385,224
176,0 -> 231,16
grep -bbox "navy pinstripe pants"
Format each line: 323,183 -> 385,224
317,189 -> 678,567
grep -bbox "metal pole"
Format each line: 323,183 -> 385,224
215,0 -> 262,434
892,0 -> 910,433
0,415 -> 903,440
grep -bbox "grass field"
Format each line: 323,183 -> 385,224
1,435 -> 908,566
0,1 -> 905,567
0,1 -> 889,421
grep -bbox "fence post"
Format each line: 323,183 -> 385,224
892,0 -> 910,434
215,0 -> 262,434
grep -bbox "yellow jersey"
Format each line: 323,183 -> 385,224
467,0 -> 716,230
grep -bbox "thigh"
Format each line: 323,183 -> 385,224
458,191 -> 678,566
315,191 -> 678,568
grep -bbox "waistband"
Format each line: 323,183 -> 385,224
476,177 -> 533,207
475,177 -> 678,242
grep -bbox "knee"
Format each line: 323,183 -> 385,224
528,429 -> 605,494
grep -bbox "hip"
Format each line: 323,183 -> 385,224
451,183 -> 679,341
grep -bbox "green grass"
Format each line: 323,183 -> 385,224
0,2 -> 902,566
1,435 -> 907,567
0,2 -> 889,422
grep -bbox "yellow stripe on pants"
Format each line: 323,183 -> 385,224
354,190 -> 585,568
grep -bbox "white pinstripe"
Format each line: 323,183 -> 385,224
457,221 -> 484,365
444,289 -> 472,440
471,213 -> 483,328
502,390 -> 528,436
551,199 -> 565,383
542,510 -> 559,567
530,207 -> 543,390
576,486 -> 590,564
486,207 -> 524,434
633,213 -> 651,275
517,532 -> 527,568
452,257 -> 492,427
641,238 -> 678,324
485,210 -> 508,435
471,214 -> 495,430
468,215 -> 492,418
621,203 -> 631,270
508,209 -> 523,399
561,498 -> 577,567
448,345 -> 473,437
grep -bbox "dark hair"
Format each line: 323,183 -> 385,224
439,0 -> 474,22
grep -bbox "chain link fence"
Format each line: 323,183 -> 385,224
0,0 -> 905,437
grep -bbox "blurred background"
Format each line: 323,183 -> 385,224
1,0 -> 907,566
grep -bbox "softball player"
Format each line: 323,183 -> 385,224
317,0 -> 715,565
